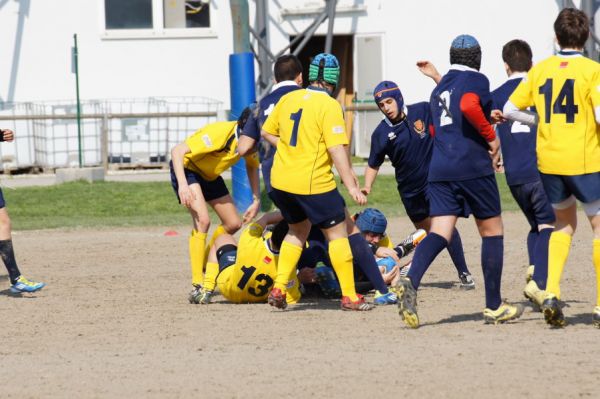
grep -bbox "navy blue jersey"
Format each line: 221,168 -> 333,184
491,77 -> 539,186
429,67 -> 494,181
368,102 -> 432,197
241,82 -> 301,141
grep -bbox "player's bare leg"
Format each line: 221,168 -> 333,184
187,184 -> 211,303
209,194 -> 242,234
269,219 -> 311,309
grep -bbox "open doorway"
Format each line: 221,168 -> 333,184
291,35 -> 354,142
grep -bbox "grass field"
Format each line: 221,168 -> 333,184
4,173 -> 518,230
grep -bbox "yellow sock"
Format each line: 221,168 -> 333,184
547,231 -> 572,299
593,239 -> 600,307
328,237 -> 358,301
204,225 -> 226,264
203,261 -> 219,292
189,230 -> 207,286
274,241 -> 303,292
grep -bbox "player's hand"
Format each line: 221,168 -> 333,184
297,267 -> 317,284
488,137 -> 501,170
242,200 -> 260,224
490,110 -> 506,124
375,246 -> 401,263
361,186 -> 371,196
416,60 -> 442,83
1,129 -> 14,142
381,264 -> 400,285
178,185 -> 195,208
349,187 -> 367,206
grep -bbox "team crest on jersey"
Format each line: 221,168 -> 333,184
413,119 -> 426,138
202,134 -> 213,147
387,132 -> 397,141
559,61 -> 569,69
263,256 -> 272,264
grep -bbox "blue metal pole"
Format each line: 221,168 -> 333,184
229,52 -> 256,212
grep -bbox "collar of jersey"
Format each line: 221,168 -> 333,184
264,237 -> 279,255
449,64 -> 479,72
272,80 -> 299,92
307,86 -> 331,95
557,50 -> 583,57
508,72 -> 527,80
383,104 -> 409,127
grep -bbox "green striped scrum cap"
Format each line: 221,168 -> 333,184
308,53 -> 340,86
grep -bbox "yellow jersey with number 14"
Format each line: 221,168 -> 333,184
262,87 -> 348,195
216,223 -> 301,304
509,53 -> 600,175
183,121 -> 259,181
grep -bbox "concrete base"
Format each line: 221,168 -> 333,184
56,167 -> 105,184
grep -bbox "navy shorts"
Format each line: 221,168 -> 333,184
509,180 -> 555,230
0,187 -> 5,208
216,244 -> 237,271
400,190 -> 430,224
540,172 -> 600,204
169,161 -> 229,202
268,188 -> 346,229
428,175 -> 500,219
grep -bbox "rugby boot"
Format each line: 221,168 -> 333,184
394,229 -> 427,258
188,284 -> 203,304
458,272 -> 475,290
267,287 -> 287,309
341,293 -> 374,311
395,276 -> 419,328
593,307 -> 600,329
483,302 -> 524,325
523,280 -> 545,310
525,265 -> 534,283
199,290 -> 213,304
10,276 -> 45,293
373,290 -> 397,305
541,293 -> 566,328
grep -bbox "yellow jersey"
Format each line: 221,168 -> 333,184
509,52 -> 600,175
217,223 -> 301,303
262,87 -> 348,194
183,121 -> 259,181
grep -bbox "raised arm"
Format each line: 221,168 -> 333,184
417,60 -> 442,84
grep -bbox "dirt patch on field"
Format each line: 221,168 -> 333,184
1,212 -> 599,398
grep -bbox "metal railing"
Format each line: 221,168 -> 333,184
0,97 -> 222,171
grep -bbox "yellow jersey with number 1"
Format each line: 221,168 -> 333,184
509,53 -> 600,175
262,87 -> 348,195
216,223 -> 301,304
183,121 -> 259,181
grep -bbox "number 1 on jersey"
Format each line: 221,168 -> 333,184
289,109 -> 303,147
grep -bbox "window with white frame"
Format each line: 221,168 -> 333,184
102,0 -> 213,38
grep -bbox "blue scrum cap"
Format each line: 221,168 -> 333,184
373,80 -> 404,112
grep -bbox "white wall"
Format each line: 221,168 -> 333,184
268,0 -> 562,104
0,0 -> 563,108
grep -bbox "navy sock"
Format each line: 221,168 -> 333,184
526,230 -> 537,266
0,239 -> 21,285
348,234 -> 388,293
532,228 -> 552,290
481,236 -> 504,310
447,228 -> 470,275
406,232 -> 447,289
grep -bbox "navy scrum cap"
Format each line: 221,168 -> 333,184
373,80 -> 404,112
356,208 -> 387,235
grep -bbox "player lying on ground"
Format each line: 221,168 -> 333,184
490,39 -> 555,312
261,53 -> 373,311
396,34 -> 523,328
363,77 -> 475,290
504,8 -> 600,328
198,211 -> 304,304
297,208 -> 426,303
0,128 -> 45,294
170,108 -> 261,304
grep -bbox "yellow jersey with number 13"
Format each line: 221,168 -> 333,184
262,87 -> 348,195
216,223 -> 301,304
509,52 -> 600,175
